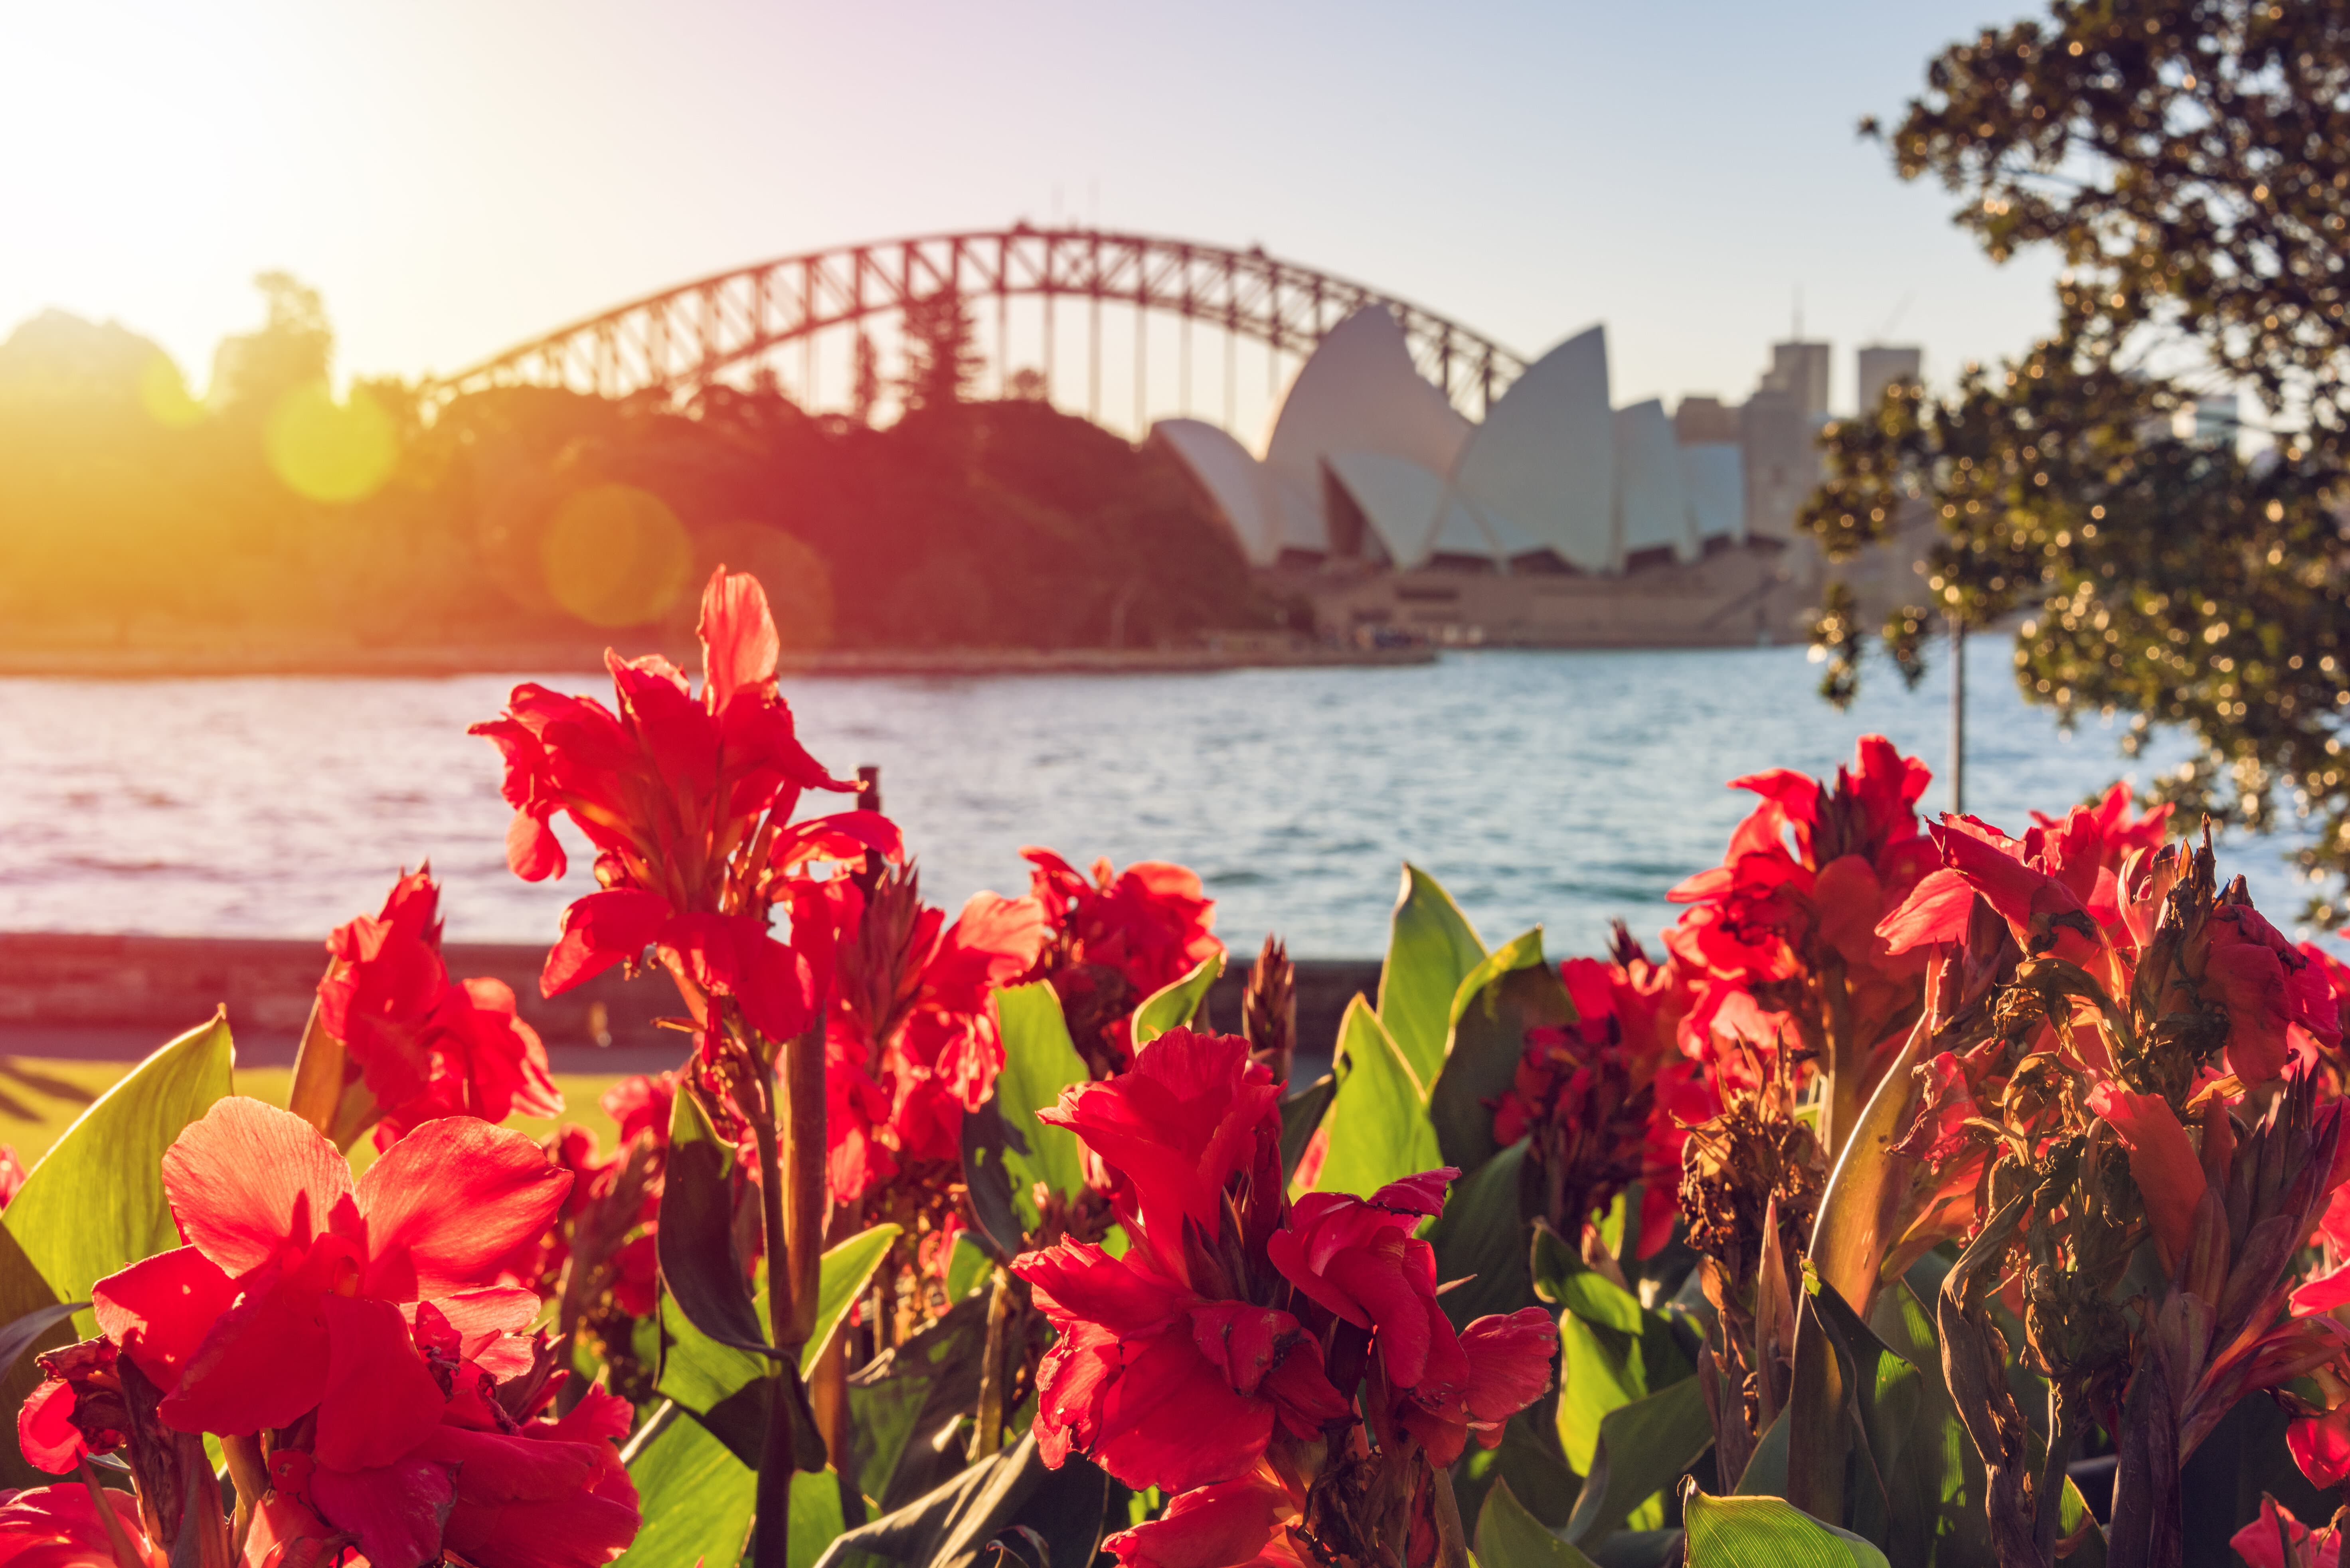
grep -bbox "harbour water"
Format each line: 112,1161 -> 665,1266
0,642 -> 2331,960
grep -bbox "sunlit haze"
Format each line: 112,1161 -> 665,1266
1,0 -> 2057,426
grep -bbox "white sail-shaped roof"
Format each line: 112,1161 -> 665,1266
1155,418 -> 1284,565
1681,442 -> 1744,545
1265,309 -> 1470,510
1448,325 -> 1613,573
1614,399 -> 1696,567
1325,450 -> 1446,568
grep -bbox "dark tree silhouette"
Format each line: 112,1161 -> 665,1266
895,290 -> 982,415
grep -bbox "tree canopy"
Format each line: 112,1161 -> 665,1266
1806,0 -> 2350,923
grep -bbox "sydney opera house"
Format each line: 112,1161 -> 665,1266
1152,308 -> 1928,647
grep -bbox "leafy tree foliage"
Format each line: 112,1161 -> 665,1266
1805,0 -> 2350,922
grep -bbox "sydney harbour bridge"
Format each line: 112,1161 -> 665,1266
426,227 -> 1528,434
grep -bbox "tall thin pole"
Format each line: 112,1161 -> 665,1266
1949,614 -> 1967,816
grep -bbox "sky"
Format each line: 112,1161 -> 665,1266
0,0 -> 2063,432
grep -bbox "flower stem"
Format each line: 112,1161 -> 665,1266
77,1459 -> 145,1568
970,1265 -> 1013,1461
1428,1465 -> 1472,1568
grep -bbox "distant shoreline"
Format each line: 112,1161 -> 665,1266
0,641 -> 1438,679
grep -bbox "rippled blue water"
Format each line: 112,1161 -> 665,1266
0,642 -> 2332,958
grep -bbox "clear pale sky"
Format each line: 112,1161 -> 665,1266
0,0 -> 2059,423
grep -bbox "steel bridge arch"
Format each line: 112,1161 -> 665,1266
426,227 -> 1529,421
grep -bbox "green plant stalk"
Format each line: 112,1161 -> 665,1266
745,1024 -> 799,1568
970,1266 -> 1013,1460
1821,956 -> 1859,1160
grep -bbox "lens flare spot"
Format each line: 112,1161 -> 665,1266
136,353 -> 204,429
542,484 -> 693,627
265,384 -> 398,503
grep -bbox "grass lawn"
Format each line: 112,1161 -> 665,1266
0,1057 -> 629,1167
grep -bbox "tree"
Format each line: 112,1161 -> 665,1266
895,289 -> 982,415
1805,0 -> 2350,922
209,271 -> 333,421
850,330 -> 882,425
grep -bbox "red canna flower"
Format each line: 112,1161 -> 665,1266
796,867 -> 1050,1206
1662,737 -> 1935,1116
1034,1027 -> 1283,1285
315,869 -> 563,1147
1105,1465 -> 1310,1568
2231,1495 -> 2346,1568
1015,1237 -> 1348,1493
474,567 -> 896,1045
1391,1305 -> 1560,1465
279,1376 -> 641,1568
75,1097 -> 566,1446
0,1479 -> 343,1568
0,1144 -> 24,1209
1022,849 -> 1221,1072
1267,1173 -> 1460,1391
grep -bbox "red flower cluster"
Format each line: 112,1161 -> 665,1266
14,1098 -> 637,1568
1021,849 -> 1221,1074
1664,735 -> 1937,1101
1878,814 -> 2350,1479
793,867 -> 1049,1206
314,867 -> 561,1147
1012,1029 -> 1554,1568
1492,930 -> 1715,1260
472,568 -> 896,1046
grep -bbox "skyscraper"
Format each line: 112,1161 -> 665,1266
1856,345 -> 1923,417
1764,341 -> 1831,420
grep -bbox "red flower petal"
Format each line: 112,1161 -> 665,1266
541,890 -> 673,999
15,1378 -> 85,1475
92,1246 -> 237,1389
310,1456 -> 457,1568
313,1296 -> 449,1472
357,1118 -> 572,1300
157,1268 -> 332,1436
2088,1084 -> 2207,1268
697,567 -> 781,715
1106,1469 -> 1300,1568
160,1098 -> 359,1277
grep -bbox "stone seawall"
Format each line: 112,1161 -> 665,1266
0,930 -> 1378,1076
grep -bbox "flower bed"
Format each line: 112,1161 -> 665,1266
3,568 -> 2344,1568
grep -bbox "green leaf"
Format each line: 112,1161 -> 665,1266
1378,863 -> 1488,1086
616,1404 -> 756,1568
1279,1074 -> 1336,1185
1132,951 -> 1225,1047
946,1233 -> 992,1302
0,1277 -> 75,1488
802,1224 -> 900,1380
847,1294 -> 990,1511
1429,931 -> 1570,1173
1308,996 -> 1440,1197
1426,1141 -> 1534,1328
1476,1479 -> 1601,1568
0,1302 -> 85,1386
814,1432 -> 1077,1568
790,1468 -> 848,1568
1681,1489 -> 1889,1568
1564,1377 -> 1713,1547
1557,1314 -> 1646,1475
1733,1410 -> 1789,1498
1532,1232 -> 1646,1337
655,1086 -> 773,1357
658,1226 -> 904,1467
4,1012 -> 233,1330
992,981 -> 1092,1213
